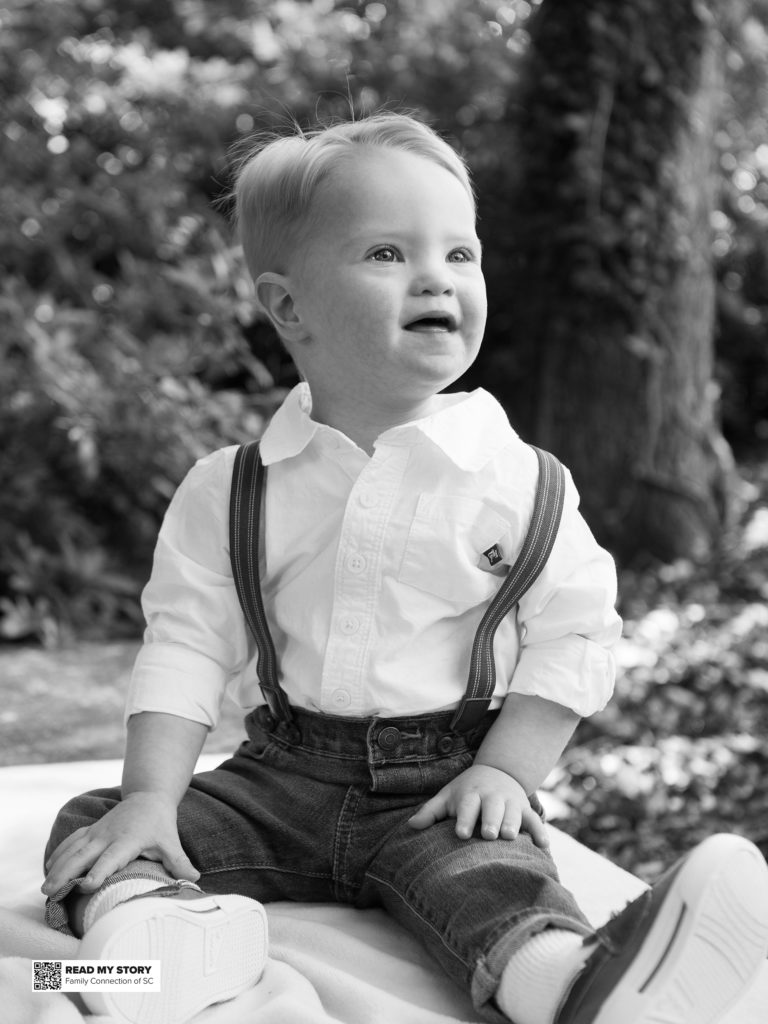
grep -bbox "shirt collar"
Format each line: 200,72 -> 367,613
259,383 -> 320,465
380,389 -> 516,471
259,382 -> 516,471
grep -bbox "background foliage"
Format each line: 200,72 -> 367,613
2,0 -> 768,640
548,453 -> 768,876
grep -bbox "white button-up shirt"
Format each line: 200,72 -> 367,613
127,384 -> 622,727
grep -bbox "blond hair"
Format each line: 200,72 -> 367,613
233,112 -> 474,283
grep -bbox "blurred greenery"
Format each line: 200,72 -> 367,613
1,0 -> 768,641
546,455 -> 768,874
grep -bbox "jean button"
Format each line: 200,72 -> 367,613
378,726 -> 401,751
437,735 -> 454,754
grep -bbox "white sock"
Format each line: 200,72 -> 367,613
82,876 -> 200,933
495,929 -> 592,1024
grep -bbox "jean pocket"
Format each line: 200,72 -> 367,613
418,750 -> 476,794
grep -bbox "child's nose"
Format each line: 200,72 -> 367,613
410,262 -> 455,296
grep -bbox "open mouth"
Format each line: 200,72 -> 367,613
404,314 -> 458,332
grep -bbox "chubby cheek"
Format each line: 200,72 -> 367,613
356,283 -> 399,321
466,295 -> 487,349
469,317 -> 486,356
347,295 -> 399,348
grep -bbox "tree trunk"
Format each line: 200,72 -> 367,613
492,0 -> 735,563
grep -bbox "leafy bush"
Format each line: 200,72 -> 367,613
1,0 -> 285,640
0,271 -> 277,642
546,473 -> 768,875
2,0 -> 768,639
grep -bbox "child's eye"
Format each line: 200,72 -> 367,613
448,248 -> 476,264
368,246 -> 402,263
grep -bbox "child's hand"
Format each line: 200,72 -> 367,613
41,791 -> 199,897
407,764 -> 549,848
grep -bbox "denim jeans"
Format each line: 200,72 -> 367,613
45,705 -> 592,1022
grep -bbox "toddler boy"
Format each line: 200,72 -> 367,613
42,113 -> 768,1024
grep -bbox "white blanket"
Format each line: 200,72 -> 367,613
1,758 -> 765,1023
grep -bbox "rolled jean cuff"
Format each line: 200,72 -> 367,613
471,910 -> 594,1023
44,860 -> 176,936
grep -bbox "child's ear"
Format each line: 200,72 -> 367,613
255,273 -> 307,342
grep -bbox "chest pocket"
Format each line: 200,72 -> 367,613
398,494 -> 510,607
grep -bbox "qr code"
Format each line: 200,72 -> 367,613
33,960 -> 62,990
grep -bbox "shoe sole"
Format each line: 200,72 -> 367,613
77,893 -> 268,1024
593,833 -> 768,1024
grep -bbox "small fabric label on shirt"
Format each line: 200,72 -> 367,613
482,543 -> 503,567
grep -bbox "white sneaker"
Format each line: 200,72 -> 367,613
77,886 -> 268,1024
556,833 -> 768,1024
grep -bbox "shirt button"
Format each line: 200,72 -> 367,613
331,688 -> 351,709
346,553 -> 367,574
358,488 -> 379,508
339,614 -> 360,635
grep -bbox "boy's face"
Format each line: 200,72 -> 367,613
273,147 -> 487,422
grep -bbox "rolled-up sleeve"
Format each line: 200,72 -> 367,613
125,448 -> 251,728
508,466 -> 622,717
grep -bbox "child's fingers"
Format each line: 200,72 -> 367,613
407,793 -> 448,830
162,847 -> 200,883
44,829 -> 146,893
42,838 -> 108,895
55,843 -> 126,894
521,807 -> 550,849
78,838 -> 164,891
44,827 -> 90,873
455,792 -> 483,839
477,793 -> 506,840
81,831 -> 196,890
498,801 -> 524,841
43,835 -> 196,899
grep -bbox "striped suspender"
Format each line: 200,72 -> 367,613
449,446 -> 566,733
229,440 -> 293,723
229,441 -> 566,733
